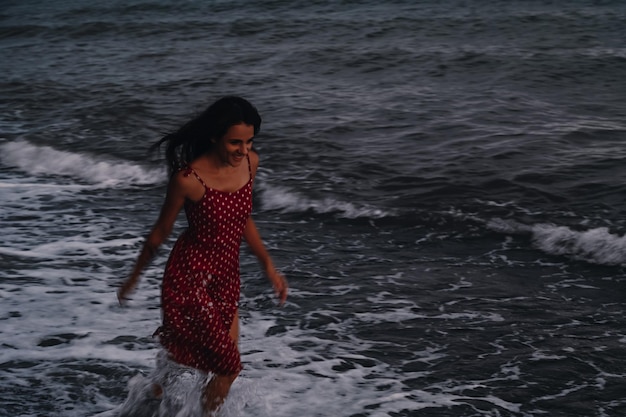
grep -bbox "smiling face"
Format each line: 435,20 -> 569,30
214,123 -> 255,167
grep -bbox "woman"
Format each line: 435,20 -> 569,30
118,96 -> 288,415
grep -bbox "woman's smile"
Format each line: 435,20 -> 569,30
218,123 -> 255,167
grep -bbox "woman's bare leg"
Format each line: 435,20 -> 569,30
229,310 -> 239,342
202,310 -> 240,415
202,372 -> 239,415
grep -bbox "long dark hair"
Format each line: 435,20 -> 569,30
153,96 -> 262,173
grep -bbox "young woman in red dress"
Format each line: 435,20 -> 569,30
118,96 -> 288,415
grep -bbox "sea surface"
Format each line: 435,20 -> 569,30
1,1 -> 625,416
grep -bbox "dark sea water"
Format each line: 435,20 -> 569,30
1,1 -> 625,416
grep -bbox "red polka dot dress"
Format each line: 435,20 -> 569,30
155,156 -> 253,375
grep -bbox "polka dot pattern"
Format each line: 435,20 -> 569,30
154,159 -> 253,375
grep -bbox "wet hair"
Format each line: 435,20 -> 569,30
153,96 -> 262,173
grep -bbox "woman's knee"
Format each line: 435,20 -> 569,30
211,371 -> 239,388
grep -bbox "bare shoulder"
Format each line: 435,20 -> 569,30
168,168 -> 205,201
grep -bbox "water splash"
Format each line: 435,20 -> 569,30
105,352 -> 207,417
101,351 -> 265,417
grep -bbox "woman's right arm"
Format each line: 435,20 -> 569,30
117,173 -> 189,304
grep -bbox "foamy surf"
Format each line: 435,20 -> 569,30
257,182 -> 392,219
0,140 -> 165,187
488,218 -> 626,266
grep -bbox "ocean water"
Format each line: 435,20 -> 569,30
1,1 -> 626,416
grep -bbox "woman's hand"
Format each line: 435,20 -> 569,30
117,276 -> 138,306
267,267 -> 288,305
243,217 -> 288,305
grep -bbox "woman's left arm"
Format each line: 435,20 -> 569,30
243,216 -> 288,305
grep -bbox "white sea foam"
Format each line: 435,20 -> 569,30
487,218 -> 626,266
0,258 -> 523,417
257,182 -> 391,219
531,225 -> 626,266
0,235 -> 142,260
0,140 -> 164,187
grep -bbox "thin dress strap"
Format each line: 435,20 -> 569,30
184,167 -> 208,188
246,154 -> 252,180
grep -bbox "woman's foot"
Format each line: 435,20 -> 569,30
151,383 -> 163,399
